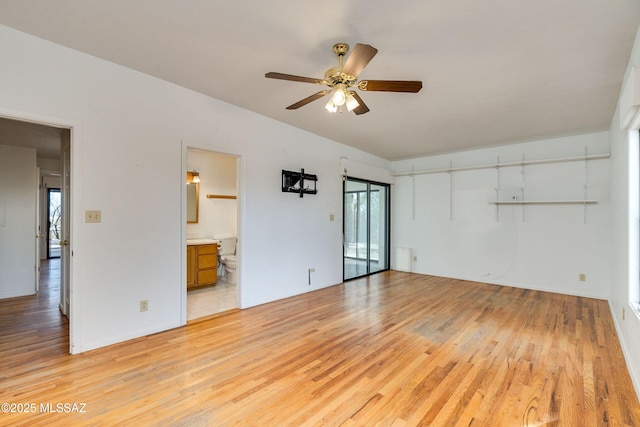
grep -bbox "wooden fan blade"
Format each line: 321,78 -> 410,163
286,91 -> 330,110
265,72 -> 324,84
350,92 -> 370,115
341,44 -> 378,78
358,80 -> 422,93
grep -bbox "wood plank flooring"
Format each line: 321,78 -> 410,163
1,261 -> 639,426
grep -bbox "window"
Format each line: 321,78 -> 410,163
47,188 -> 61,259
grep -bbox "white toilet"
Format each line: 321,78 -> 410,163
216,237 -> 237,284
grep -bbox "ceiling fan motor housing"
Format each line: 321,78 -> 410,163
325,43 -> 357,88
324,67 -> 356,87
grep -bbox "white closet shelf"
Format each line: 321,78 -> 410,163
491,200 -> 597,205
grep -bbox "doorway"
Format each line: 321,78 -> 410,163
185,147 -> 240,321
0,115 -> 72,351
343,177 -> 390,280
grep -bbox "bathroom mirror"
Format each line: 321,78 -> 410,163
186,172 -> 199,223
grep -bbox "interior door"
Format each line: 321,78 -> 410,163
343,178 -> 390,280
59,130 -> 71,317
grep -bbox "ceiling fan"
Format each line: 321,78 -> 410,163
265,43 -> 422,115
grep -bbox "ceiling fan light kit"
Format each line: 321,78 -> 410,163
331,84 -> 347,106
345,92 -> 359,111
266,42 -> 422,115
325,99 -> 338,113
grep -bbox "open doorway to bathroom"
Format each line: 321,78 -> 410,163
186,148 -> 239,322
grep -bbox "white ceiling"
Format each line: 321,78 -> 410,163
0,0 -> 639,160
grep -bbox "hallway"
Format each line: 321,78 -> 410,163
0,258 -> 68,359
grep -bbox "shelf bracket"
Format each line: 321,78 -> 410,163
449,161 -> 453,221
495,156 -> 500,222
584,146 -> 589,224
521,154 -> 526,222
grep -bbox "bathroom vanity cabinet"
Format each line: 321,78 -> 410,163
187,241 -> 218,290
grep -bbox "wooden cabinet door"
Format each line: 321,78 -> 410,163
198,253 -> 217,270
197,244 -> 218,286
198,269 -> 217,286
186,245 -> 197,289
187,244 -> 218,289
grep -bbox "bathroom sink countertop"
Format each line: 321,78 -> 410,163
187,238 -> 219,245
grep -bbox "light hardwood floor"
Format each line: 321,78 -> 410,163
1,262 -> 639,426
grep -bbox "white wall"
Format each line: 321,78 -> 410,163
0,24 -> 390,352
609,25 -> 640,398
0,145 -> 37,298
187,150 -> 237,240
392,132 -> 611,299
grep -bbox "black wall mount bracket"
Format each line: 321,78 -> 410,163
282,169 -> 317,198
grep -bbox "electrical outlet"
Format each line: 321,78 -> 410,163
140,300 -> 148,312
309,268 -> 315,273
413,256 -> 417,262
579,273 -> 586,282
623,307 -> 625,320
329,214 -> 334,222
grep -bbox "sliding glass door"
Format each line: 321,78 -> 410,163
343,178 -> 390,280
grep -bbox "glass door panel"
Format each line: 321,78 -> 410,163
47,188 -> 61,259
369,183 -> 389,274
343,178 -> 389,280
344,180 -> 367,279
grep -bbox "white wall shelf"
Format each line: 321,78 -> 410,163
392,153 -> 610,177
491,147 -> 601,223
491,200 -> 598,205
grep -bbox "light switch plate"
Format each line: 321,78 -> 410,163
85,210 -> 101,223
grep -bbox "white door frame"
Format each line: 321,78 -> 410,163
0,107 -> 81,354
34,167 -> 41,294
60,130 -> 71,317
